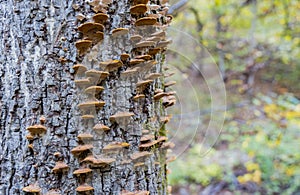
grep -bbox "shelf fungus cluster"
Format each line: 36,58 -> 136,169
70,0 -> 176,194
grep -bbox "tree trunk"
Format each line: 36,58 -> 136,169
0,0 -> 172,194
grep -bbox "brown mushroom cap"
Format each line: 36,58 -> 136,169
82,155 -> 115,165
129,59 -> 145,66
148,48 -> 161,55
45,189 -> 62,195
151,31 -> 166,38
93,124 -> 110,131
23,185 -> 41,193
153,92 -> 168,100
78,22 -> 105,34
85,69 -> 109,79
146,36 -> 161,42
76,184 -> 94,192
139,140 -> 158,149
130,151 -> 152,161
120,53 -> 130,61
81,115 -> 95,120
157,40 -> 172,48
165,80 -> 176,87
73,167 -> 92,175
102,142 -> 130,151
121,67 -> 140,77
85,31 -> 104,43
133,94 -> 146,101
144,73 -> 162,80
72,64 -> 88,74
135,55 -> 152,61
130,4 -> 148,15
135,40 -> 156,48
140,134 -> 154,142
26,134 -> 34,140
111,28 -> 129,37
75,78 -> 91,87
52,161 -> 69,173
109,112 -> 134,122
130,35 -> 143,42
93,13 -> 109,24
99,60 -> 123,72
27,124 -> 47,134
71,144 -> 93,154
136,80 -> 153,88
135,17 -> 157,26
132,0 -> 149,5
75,40 -> 92,54
161,141 -> 175,149
78,101 -> 105,110
85,86 -> 105,95
77,133 -> 94,141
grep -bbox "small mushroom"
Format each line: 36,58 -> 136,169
75,40 -> 93,55
81,115 -> 95,120
140,134 -> 154,143
151,31 -> 166,38
135,17 -> 157,26
93,124 -> 110,131
160,115 -> 172,124
157,40 -> 172,48
77,133 -> 94,141
144,73 -> 162,80
135,40 -> 155,48
129,59 -> 145,66
111,28 -> 129,37
120,53 -> 130,62
153,92 -> 168,101
165,80 -> 176,87
72,64 -> 88,75
78,101 -> 105,111
102,142 -> 130,152
85,69 -> 109,80
76,13 -> 86,21
26,134 -> 34,141
132,0 -> 149,5
133,94 -> 145,101
130,35 -> 142,43
148,48 -> 161,55
121,67 -> 140,77
145,36 -> 161,42
109,112 -> 134,123
161,141 -> 175,149
39,116 -> 46,124
75,78 -> 91,87
139,140 -> 158,149
135,55 -> 152,61
130,151 -> 152,161
93,13 -> 109,24
76,184 -> 94,193
99,60 -> 123,72
85,86 -> 105,95
53,152 -> 61,158
136,80 -> 153,92
82,155 -> 115,166
73,167 -> 92,176
27,124 -> 47,135
78,22 -> 105,34
23,184 -> 41,193
71,144 -> 93,155
130,4 -> 147,15
52,161 -> 69,173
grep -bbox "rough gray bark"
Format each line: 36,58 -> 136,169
0,0 -> 172,194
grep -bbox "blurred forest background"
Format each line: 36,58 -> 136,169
165,0 -> 300,194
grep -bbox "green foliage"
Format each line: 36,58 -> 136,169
168,145 -> 223,186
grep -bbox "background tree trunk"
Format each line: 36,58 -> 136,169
0,0 -> 171,194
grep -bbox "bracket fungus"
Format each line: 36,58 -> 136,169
81,115 -> 95,120
99,60 -> 123,72
93,123 -> 110,131
78,101 -> 105,111
132,0 -> 149,5
130,151 -> 152,161
121,190 -> 150,195
148,48 -> 161,55
84,86 -> 105,95
133,94 -> 146,101
85,69 -> 109,80
130,35 -> 143,43
93,13 -> 109,24
109,112 -> 134,123
72,64 -> 88,75
153,92 -> 168,101
75,78 -> 91,87
27,124 -> 47,135
75,40 -> 93,55
135,17 -> 157,26
120,53 -> 130,62
145,73 -> 162,80
135,40 -> 156,48
102,142 -> 130,152
140,135 -> 154,143
52,161 -> 69,173
78,22 -> 105,34
82,155 -> 116,166
26,134 -> 34,141
164,80 -> 176,87
135,55 -> 152,61
23,184 -> 41,194
73,168 -> 93,176
76,184 -> 94,193
77,133 -> 94,141
71,144 -> 93,155
111,28 -> 129,37
129,59 -> 145,66
130,4 -> 148,15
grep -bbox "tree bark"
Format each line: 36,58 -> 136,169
0,0 -> 171,194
